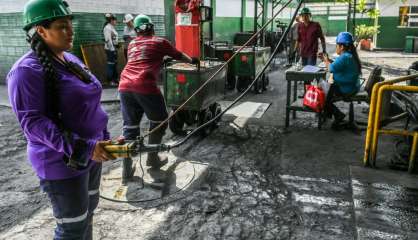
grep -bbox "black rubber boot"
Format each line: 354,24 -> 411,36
333,111 -> 346,124
121,157 -> 135,185
146,130 -> 168,170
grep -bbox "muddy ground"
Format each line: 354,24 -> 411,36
0,48 -> 416,239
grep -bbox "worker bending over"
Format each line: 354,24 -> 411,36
118,14 -> 198,184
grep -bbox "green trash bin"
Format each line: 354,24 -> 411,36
405,36 -> 414,53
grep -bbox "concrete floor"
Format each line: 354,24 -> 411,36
1,49 -> 418,239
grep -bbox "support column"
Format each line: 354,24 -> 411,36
241,0 -> 246,32
164,0 -> 175,43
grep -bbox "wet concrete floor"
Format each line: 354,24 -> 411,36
1,53 -> 418,239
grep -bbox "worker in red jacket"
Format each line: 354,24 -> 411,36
295,7 -> 327,66
118,14 -> 197,184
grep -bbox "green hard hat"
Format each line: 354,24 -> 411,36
23,0 -> 73,30
300,7 -> 311,15
133,14 -> 153,30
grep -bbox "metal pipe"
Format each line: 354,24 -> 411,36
377,129 -> 416,136
409,132 -> 418,173
380,112 -> 409,126
254,0 -> 258,46
363,74 -> 418,166
368,82 -> 418,166
352,0 -> 357,33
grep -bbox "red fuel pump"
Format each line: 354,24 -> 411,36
175,0 -> 201,58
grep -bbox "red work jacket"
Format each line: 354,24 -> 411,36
119,36 -> 183,94
297,21 -> 325,58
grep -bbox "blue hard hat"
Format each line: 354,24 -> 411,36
336,32 -> 354,45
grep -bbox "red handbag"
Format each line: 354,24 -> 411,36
303,85 -> 326,112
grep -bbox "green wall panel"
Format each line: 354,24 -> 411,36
327,20 -> 346,36
276,16 -> 346,36
211,17 -> 256,43
375,17 -> 418,49
2,7 -> 418,84
212,17 -> 242,42
164,0 -> 175,43
0,12 -> 165,84
243,17 -> 255,32
0,13 -> 28,85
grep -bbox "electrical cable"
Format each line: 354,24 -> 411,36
144,0 -> 297,138
99,0 -> 303,205
99,159 -> 196,204
169,0 -> 303,149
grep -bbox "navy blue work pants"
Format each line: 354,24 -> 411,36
119,91 -> 168,140
40,163 -> 102,240
105,50 -> 118,84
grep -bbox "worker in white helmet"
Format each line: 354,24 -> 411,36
103,13 -> 119,86
123,14 -> 136,60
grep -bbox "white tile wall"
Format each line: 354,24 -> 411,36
0,0 -> 164,15
216,0 -> 241,17
379,0 -> 418,17
246,0 -> 255,17
0,0 -> 28,13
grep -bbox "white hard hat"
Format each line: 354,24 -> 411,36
123,14 -> 134,23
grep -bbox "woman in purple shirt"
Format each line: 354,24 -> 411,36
7,0 -> 115,239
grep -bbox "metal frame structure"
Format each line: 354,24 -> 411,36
346,0 -> 357,34
363,74 -> 418,173
254,0 -> 269,46
271,0 -> 283,31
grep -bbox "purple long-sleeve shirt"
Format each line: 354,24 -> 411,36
7,51 -> 109,180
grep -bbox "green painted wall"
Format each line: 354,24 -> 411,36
0,13 -> 28,84
72,13 -> 165,56
2,3 -> 418,84
212,17 -> 254,43
211,15 -> 346,44
164,0 -> 175,43
213,17 -> 241,42
310,15 -> 347,36
376,17 -> 418,50
276,16 -> 345,36
327,20 -> 347,36
0,12 -> 165,84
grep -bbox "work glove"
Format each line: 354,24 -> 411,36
163,57 -> 173,64
191,57 -> 200,65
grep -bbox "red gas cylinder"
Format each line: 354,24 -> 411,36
175,0 -> 201,58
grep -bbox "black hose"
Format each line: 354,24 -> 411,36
145,0 -> 298,138
100,0 -> 303,204
169,0 -> 304,149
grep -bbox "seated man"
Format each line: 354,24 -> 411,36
321,32 -> 362,126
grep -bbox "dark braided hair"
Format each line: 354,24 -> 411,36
27,22 -> 63,124
26,20 -> 94,170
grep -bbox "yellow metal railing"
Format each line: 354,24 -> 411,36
363,73 -> 418,173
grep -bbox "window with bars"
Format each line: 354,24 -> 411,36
399,6 -> 418,27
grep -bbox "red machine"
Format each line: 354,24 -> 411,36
175,0 -> 201,58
